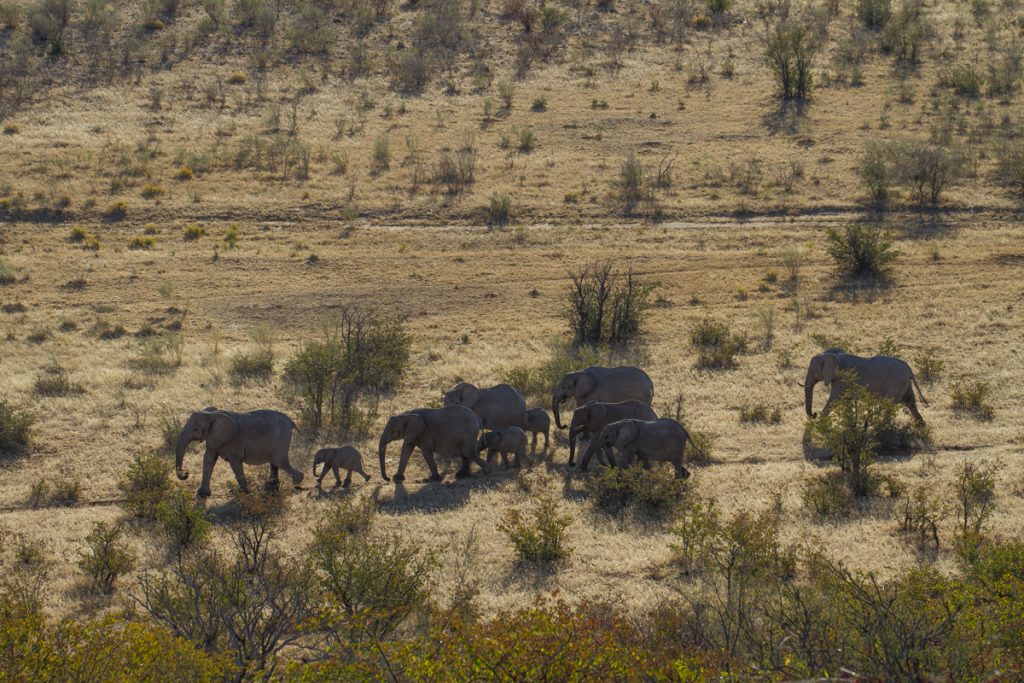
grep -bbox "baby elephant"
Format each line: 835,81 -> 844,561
525,408 -> 550,451
313,446 -> 370,488
478,427 -> 530,469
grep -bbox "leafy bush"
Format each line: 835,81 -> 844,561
228,327 -> 275,382
102,201 -> 127,220
857,0 -> 890,29
134,332 -> 185,374
485,192 -> 512,225
859,140 -> 894,203
690,317 -> 746,369
616,151 -> 650,209
898,484 -> 946,549
0,399 -> 33,458
499,494 -> 573,563
156,489 -> 212,554
390,49 -> 430,94
308,503 -> 434,639
913,348 -> 944,383
129,236 -> 156,250
825,224 -> 897,279
953,460 -> 997,539
26,477 -> 81,508
119,453 -> 173,520
78,521 -> 135,594
27,0 -> 72,54
585,467 -> 686,520
0,257 -> 17,285
939,64 -> 984,98
667,492 -> 720,574
283,306 -> 410,434
68,226 -> 92,243
890,139 -> 963,205
432,146 -> 477,195
951,379 -> 994,420
802,470 -> 857,518
565,260 -> 655,347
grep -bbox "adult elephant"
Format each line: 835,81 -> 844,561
442,382 -> 527,430
551,366 -> 654,430
801,351 -> 928,423
378,406 -> 488,482
175,407 -> 303,498
569,400 -> 658,469
598,418 -> 702,480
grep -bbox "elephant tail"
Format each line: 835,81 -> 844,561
911,374 -> 929,406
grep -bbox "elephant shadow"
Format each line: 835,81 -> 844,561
502,559 -> 564,591
378,476 -> 499,515
801,428 -> 833,467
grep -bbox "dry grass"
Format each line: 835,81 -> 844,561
0,214 -> 1021,619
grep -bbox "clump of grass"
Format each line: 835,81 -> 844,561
224,224 -> 239,247
68,226 -> 93,243
516,127 -> 535,152
102,202 -> 128,221
93,320 -> 127,340
28,477 -> 82,508
914,348 -> 944,383
226,71 -> 247,84
141,183 -> 165,199
0,257 -> 18,285
182,224 -> 206,241
157,488 -> 212,554
33,363 -> 84,397
530,96 -> 547,112
951,379 -> 994,420
499,493 -> 572,564
690,317 -> 746,369
129,236 -> 156,250
174,166 -> 193,180
485,192 -> 512,225
739,402 -> 782,425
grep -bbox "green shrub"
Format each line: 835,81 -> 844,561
516,127 -> 535,152
129,236 -> 156,250
859,140 -> 894,203
119,453 -> 173,520
156,488 -> 212,554
140,183 -> 165,199
953,460 -> 997,539
390,49 -> 430,94
617,151 -> 649,209
585,467 -> 686,520
228,349 -> 274,381
485,192 -> 512,225
102,201 -> 127,220
857,0 -> 890,29
499,494 -> 572,563
913,348 -> 944,382
667,492 -> 720,574
0,257 -> 18,285
802,470 -> 856,518
78,521 -> 135,594
951,379 -> 994,420
939,64 -> 984,98
223,224 -> 239,247
890,139 -> 963,205
287,1 -> 332,53
565,260 -> 655,347
690,317 -> 746,369
284,306 -> 410,433
825,224 -> 897,279
764,16 -> 820,100
897,484 -> 946,549
68,226 -> 92,243
0,399 -> 34,458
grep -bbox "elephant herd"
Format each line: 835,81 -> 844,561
174,351 -> 929,498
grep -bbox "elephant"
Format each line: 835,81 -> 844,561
570,400 -> 658,470
597,418 -> 702,480
551,366 -> 654,430
313,446 -> 370,488
175,407 -> 303,498
478,427 -> 530,469
801,351 -> 927,423
442,382 -> 527,430
525,407 -> 550,451
378,406 -> 488,482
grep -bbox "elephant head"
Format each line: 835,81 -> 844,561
477,431 -> 501,452
568,402 -> 604,464
175,409 -> 239,481
378,413 -> 426,482
800,353 -> 839,418
312,449 -> 328,479
552,371 -> 597,430
600,420 -> 640,468
443,382 -> 479,410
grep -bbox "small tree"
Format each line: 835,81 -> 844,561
119,453 -> 173,520
565,261 -> 655,347
764,16 -> 820,100
891,139 -> 963,205
79,521 -> 136,594
499,494 -> 573,564
859,140 -> 893,204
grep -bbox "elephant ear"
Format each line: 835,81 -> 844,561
575,371 -> 597,399
821,354 -> 839,385
206,412 -> 240,448
614,421 -> 638,448
461,384 -> 479,408
402,414 -> 427,441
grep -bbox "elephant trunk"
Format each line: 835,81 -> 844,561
174,429 -> 192,481
552,396 -> 565,430
378,438 -> 391,482
804,383 -> 816,418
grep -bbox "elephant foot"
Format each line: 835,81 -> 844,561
196,487 -> 211,499
428,473 -> 444,482
454,470 -> 471,479
264,480 -> 280,492
392,474 -> 405,482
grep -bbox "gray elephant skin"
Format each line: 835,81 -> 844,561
478,427 -> 530,469
598,418 -> 701,480
378,406 -> 488,482
313,446 -> 370,488
801,351 -> 927,422
442,382 -> 527,430
175,407 -> 303,498
570,400 -> 658,469
525,407 -> 550,451
551,366 -> 654,430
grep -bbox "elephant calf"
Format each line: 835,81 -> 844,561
478,427 -> 530,469
598,418 -> 703,480
313,446 -> 370,488
525,408 -> 550,451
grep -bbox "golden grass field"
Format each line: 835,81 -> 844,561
0,0 -> 1023,627
0,211 -> 1021,618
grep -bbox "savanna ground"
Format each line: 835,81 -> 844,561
1,0 -> 1024,674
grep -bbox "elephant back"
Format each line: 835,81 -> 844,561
584,366 -> 654,405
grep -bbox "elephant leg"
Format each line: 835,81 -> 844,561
675,463 -> 691,480
343,467 -> 353,488
903,389 -> 925,424
543,430 -> 549,450
510,449 -> 521,469
269,464 -> 280,485
394,443 -> 416,482
530,432 -> 538,451
421,448 -> 443,482
641,459 -> 652,470
198,449 -> 218,498
500,448 -> 511,469
316,465 -> 329,488
283,462 -> 304,487
228,457 -> 249,494
455,457 -> 472,478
